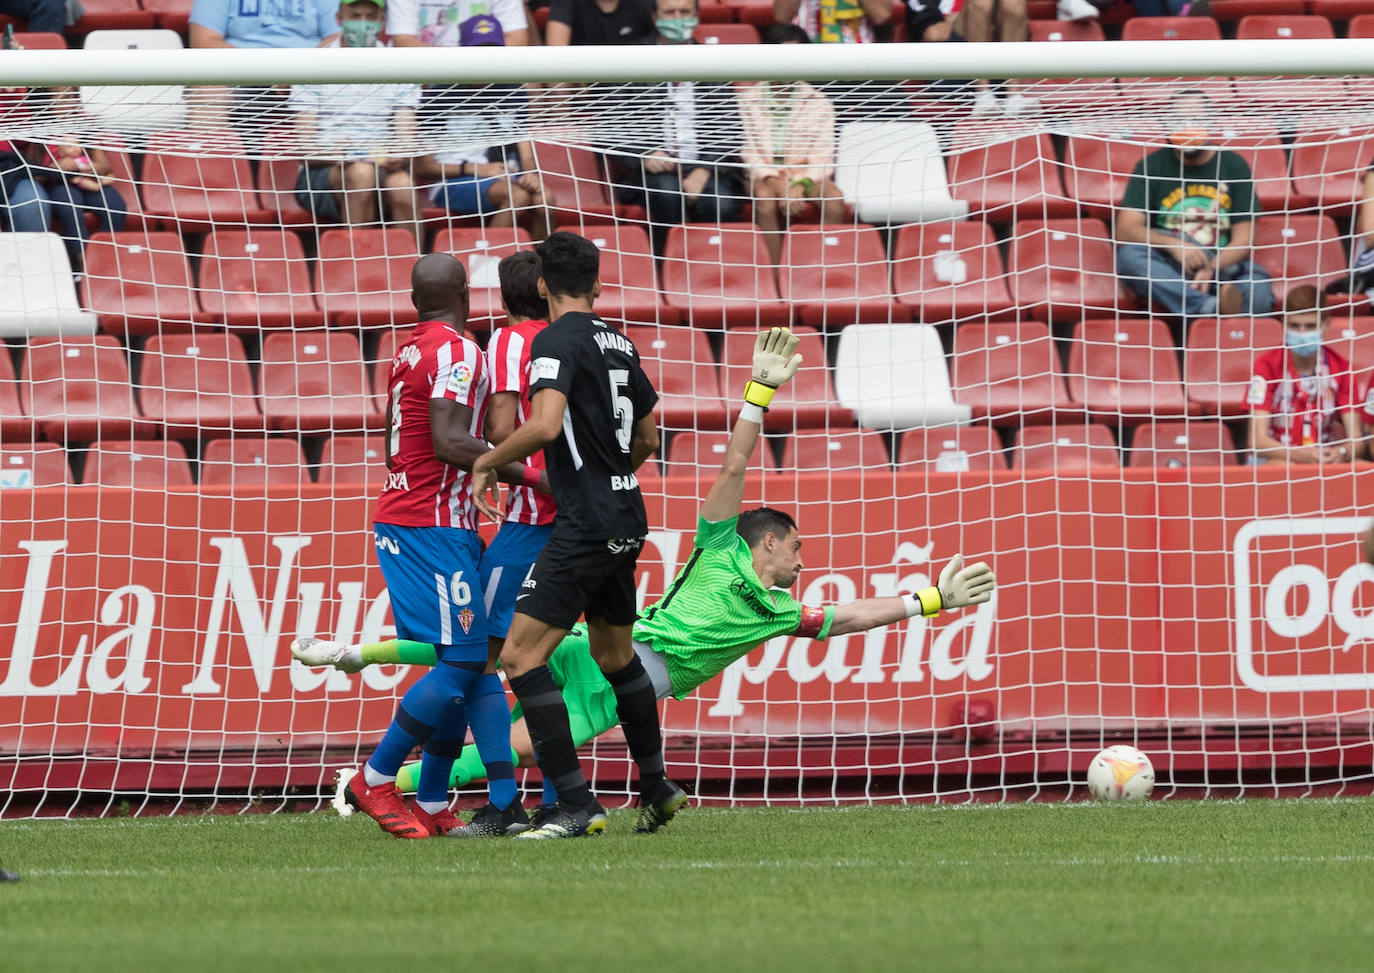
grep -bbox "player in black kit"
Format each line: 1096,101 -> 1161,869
470,232 -> 682,839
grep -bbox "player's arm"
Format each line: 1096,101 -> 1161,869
701,328 -> 802,523
485,391 -> 519,445
431,398 -> 541,487
826,556 -> 996,636
631,412 -> 659,470
472,386 -> 565,519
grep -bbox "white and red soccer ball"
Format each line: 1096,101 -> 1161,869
1086,745 -> 1155,802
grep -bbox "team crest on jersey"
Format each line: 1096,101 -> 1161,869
458,607 -> 475,635
447,361 -> 473,397
531,356 -> 561,382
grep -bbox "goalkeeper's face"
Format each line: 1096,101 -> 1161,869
759,527 -> 804,589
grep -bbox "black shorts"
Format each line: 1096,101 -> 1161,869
514,531 -> 645,629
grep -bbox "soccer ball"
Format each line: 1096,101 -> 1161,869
1086,745 -> 1155,802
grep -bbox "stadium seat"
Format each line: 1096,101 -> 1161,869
1119,16 -> 1222,40
1007,218 -> 1124,324
254,142 -> 312,226
833,323 -> 971,429
1236,14 -> 1335,38
565,224 -> 665,324
259,331 -> 380,434
434,226 -> 534,329
0,443 -> 71,488
1014,423 -> 1120,470
951,320 -> 1076,426
897,425 -> 1009,473
946,128 -> 1075,222
1184,317 -> 1284,416
1249,214 -> 1347,303
198,228 -> 325,329
315,228 -> 420,328
660,223 -> 789,329
138,332 -> 263,438
71,1 -> 157,30
717,0 -> 777,28
1212,124 -> 1299,213
721,326 -> 854,431
139,0 -> 193,34
141,130 -> 272,230
83,440 -> 194,486
1209,0 -> 1304,18
834,122 -> 968,224
320,434 -> 388,488
777,429 -> 890,472
692,23 -> 759,42
21,335 -> 154,442
0,348 -> 32,440
665,430 -> 776,472
1128,420 -> 1238,467
80,30 -> 185,132
893,221 -> 1016,323
81,231 -> 205,336
200,437 -> 308,487
778,226 -> 894,328
625,325 -> 729,432
1329,316 -> 1374,373
1349,13 -> 1374,36
1068,318 -> 1190,422
0,232 -> 95,337
99,140 -> 150,232
530,141 -> 623,227
1061,132 -> 1156,220
1027,18 -> 1105,41
8,31 -> 66,48
1290,126 -> 1374,215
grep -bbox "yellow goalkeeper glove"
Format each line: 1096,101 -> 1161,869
743,326 -> 803,410
909,555 -> 997,617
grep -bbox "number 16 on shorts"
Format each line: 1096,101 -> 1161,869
373,523 -> 489,650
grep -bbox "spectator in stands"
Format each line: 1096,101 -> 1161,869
1248,286 -> 1363,465
414,20 -> 551,239
7,130 -> 127,267
606,0 -> 744,251
903,0 -> 1038,115
739,25 -> 845,265
545,0 -> 655,45
776,0 -> 891,43
0,0 -> 63,33
290,1 -> 424,244
1115,90 -> 1273,319
388,0 -> 529,47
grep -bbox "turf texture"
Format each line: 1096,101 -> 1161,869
2,799 -> 1373,972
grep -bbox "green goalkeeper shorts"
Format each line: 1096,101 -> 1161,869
510,625 -> 621,748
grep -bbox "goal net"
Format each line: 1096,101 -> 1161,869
4,40 -> 1374,814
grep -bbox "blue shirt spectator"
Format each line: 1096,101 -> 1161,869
190,0 -> 341,49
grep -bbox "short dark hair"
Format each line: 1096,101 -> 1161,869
760,24 -> 810,44
535,231 -> 600,298
737,507 -> 798,547
498,251 -> 549,321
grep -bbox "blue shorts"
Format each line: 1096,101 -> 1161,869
373,523 -> 488,662
480,521 -> 554,638
431,175 -> 502,215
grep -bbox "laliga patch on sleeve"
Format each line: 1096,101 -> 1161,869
1246,375 -> 1266,406
531,356 -> 561,383
446,361 -> 474,398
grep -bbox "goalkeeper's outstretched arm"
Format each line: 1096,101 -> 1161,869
826,555 -> 996,636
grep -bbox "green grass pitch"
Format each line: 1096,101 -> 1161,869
4,799 -> 1374,972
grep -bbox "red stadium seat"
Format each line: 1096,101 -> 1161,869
897,425 -> 1009,473
952,320 -> 1076,426
720,326 -> 853,431
719,0 -> 778,28
260,331 -> 380,434
138,332 -> 263,438
1329,316 -> 1374,374
1184,317 -> 1284,416
139,0 -> 193,35
1007,218 -> 1125,324
1249,214 -> 1347,304
81,231 -> 206,335
198,228 -> 324,330
99,141 -> 149,232
21,336 -> 154,442
1061,132 -> 1156,220
1014,423 -> 1120,470
1027,18 -> 1105,41
1212,124 -> 1301,213
315,228 -> 420,328
1349,13 -> 1374,36
141,130 -> 273,231
565,224 -> 665,324
1,345 -> 33,440
320,434 -> 388,487
255,149 -> 312,226
84,440 -> 194,486
778,225 -> 894,328
692,23 -> 759,43
434,226 -> 534,330
530,141 -> 623,227
893,221 -> 1016,324
777,429 -> 890,472
1236,14 -> 1335,38
1068,318 -> 1190,422
1120,16 -> 1222,40
200,437 -> 308,487
1209,0 -> 1305,18
666,430 -> 776,471
1128,420 -> 1238,467
660,223 -> 789,329
1290,126 -> 1374,216
625,325 -> 729,432
8,31 -> 67,48
71,0 -> 157,30
946,128 -> 1075,222
0,443 -> 70,487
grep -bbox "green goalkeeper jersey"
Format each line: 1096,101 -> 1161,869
633,515 -> 835,699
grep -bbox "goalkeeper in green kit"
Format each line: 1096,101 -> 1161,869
294,327 -> 996,829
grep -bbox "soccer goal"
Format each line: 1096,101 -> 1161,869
3,37 -> 1374,815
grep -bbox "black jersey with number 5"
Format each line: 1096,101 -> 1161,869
527,311 -> 658,540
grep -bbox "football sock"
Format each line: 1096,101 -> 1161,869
367,659 -> 480,777
507,666 -> 593,810
540,776 -> 558,806
468,673 -> 518,810
417,702 -> 468,806
394,743 -> 522,794
605,656 -> 666,793
360,639 -> 439,667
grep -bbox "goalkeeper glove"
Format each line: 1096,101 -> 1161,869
907,555 -> 996,617
743,326 -> 802,410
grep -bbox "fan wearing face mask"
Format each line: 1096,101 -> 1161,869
1115,89 -> 1275,320
1247,285 -> 1366,465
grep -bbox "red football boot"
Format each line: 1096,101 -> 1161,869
412,802 -> 462,837
344,774 -> 429,839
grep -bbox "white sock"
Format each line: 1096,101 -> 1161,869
362,763 -> 395,788
341,645 -> 365,668
415,799 -> 449,815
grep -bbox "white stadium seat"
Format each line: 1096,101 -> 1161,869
834,122 -> 969,224
81,30 -> 187,133
0,233 -> 96,337
833,323 -> 971,429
